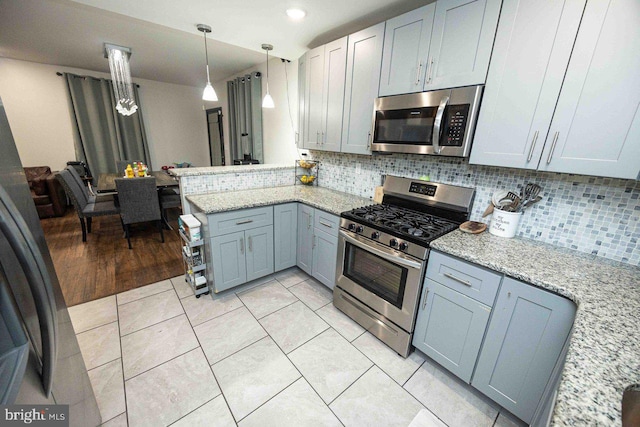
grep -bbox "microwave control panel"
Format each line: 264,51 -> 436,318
409,182 -> 437,197
443,104 -> 470,146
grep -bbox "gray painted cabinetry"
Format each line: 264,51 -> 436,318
296,205 -> 340,289
296,204 -> 314,275
274,203 -> 298,271
414,250 -> 576,425
208,207 -> 275,292
471,0 -> 640,179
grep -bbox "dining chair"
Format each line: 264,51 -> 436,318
66,161 -> 96,194
114,177 -> 164,249
159,188 -> 181,227
57,169 -> 120,242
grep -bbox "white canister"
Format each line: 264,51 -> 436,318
489,209 -> 523,238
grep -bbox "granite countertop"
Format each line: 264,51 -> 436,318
431,231 -> 640,426
186,185 -> 373,216
168,164 -> 294,177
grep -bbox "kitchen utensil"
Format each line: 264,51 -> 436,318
520,195 -> 542,211
482,203 -> 494,217
492,190 -> 509,207
373,186 -> 384,203
460,221 -> 487,234
504,197 -> 521,212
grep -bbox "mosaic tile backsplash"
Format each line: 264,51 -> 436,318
181,167 -> 296,195
307,151 -> 640,266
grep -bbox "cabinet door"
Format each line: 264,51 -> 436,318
379,4 -> 435,96
424,0 -> 501,91
245,225 -> 274,282
274,203 -> 298,271
321,37 -> 347,152
538,0 -> 640,179
341,23 -> 385,155
297,53 -> 306,148
211,231 -> 247,292
304,45 -> 325,149
469,0 -> 586,169
311,227 -> 339,289
472,277 -> 576,424
413,279 -> 491,383
296,204 -> 314,275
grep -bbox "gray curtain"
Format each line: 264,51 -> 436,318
227,72 -> 263,163
64,73 -> 151,179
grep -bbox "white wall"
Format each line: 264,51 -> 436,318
209,57 -> 299,165
0,58 -> 209,170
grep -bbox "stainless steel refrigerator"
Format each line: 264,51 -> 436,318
0,97 -> 101,426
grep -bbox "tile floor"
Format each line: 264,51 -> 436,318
68,268 -> 527,427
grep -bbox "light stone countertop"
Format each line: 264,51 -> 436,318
431,230 -> 640,426
186,185 -> 373,216
168,164 -> 294,177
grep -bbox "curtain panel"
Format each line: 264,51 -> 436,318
64,73 -> 151,179
227,72 -> 263,163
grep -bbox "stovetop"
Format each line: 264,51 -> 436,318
341,203 -> 460,246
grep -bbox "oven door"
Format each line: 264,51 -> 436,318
335,230 -> 425,332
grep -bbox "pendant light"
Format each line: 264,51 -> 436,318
197,24 -> 218,102
261,44 -> 275,109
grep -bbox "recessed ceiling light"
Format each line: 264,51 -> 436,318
286,8 -> 306,20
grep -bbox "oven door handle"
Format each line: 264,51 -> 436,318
340,231 -> 422,270
432,96 -> 449,155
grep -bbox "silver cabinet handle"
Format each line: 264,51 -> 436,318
248,236 -> 252,252
427,58 -> 434,83
307,214 -> 311,230
319,220 -> 333,228
316,131 -> 319,144
240,238 -> 244,254
236,219 -> 253,225
312,235 -> 316,249
443,272 -> 471,287
415,61 -> 422,85
527,130 -> 539,162
432,96 -> 449,155
367,132 -> 371,149
322,131 -> 325,145
547,131 -> 559,164
421,288 -> 429,310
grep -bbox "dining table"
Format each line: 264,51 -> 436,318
96,171 -> 179,194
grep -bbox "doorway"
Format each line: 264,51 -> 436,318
206,108 -> 225,166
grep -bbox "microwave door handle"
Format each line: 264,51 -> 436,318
432,96 -> 449,155
340,231 -> 422,270
0,186 -> 57,397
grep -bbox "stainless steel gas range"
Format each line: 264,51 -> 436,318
333,175 -> 475,357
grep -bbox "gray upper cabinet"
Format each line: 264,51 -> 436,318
424,0 -> 502,91
470,0 -> 586,169
472,277 -> 576,424
379,4 -> 435,97
297,53 -> 306,148
341,22 -> 385,155
303,46 -> 325,150
538,0 -> 640,179
303,39 -> 347,152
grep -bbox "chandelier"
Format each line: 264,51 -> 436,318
105,44 -> 138,116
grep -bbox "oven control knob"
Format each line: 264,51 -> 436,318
399,242 -> 408,251
389,239 -> 398,247
371,231 -> 380,240
348,223 -> 356,232
356,225 -> 364,233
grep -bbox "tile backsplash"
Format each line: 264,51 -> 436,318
308,151 -> 639,266
181,167 -> 296,195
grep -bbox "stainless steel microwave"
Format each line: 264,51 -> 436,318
371,85 -> 484,157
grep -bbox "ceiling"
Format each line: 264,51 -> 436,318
0,0 -> 433,87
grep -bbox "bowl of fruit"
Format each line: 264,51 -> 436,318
297,159 -> 317,169
297,175 -> 316,185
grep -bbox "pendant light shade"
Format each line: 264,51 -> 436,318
198,24 -> 218,102
261,44 -> 274,109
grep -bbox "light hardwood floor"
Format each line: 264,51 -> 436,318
41,208 -> 183,306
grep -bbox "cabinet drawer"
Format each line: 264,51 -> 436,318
313,210 -> 340,236
426,251 -> 501,306
208,206 -> 273,236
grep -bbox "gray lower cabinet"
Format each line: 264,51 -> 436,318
274,203 -> 298,271
296,204 -> 314,275
471,277 -> 576,424
413,278 -> 491,383
311,226 -> 338,289
210,231 -> 247,292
